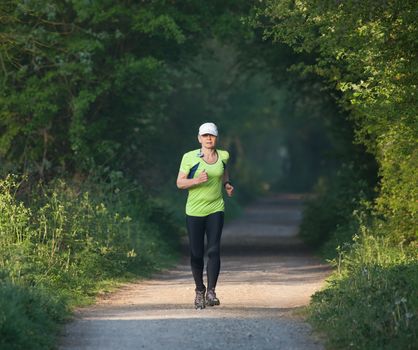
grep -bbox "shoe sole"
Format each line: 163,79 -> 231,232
206,300 -> 220,306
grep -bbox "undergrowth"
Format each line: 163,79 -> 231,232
309,232 -> 417,349
0,174 -> 182,349
301,168 -> 417,349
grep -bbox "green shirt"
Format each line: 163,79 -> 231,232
179,148 -> 229,217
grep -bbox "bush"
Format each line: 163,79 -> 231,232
0,174 -> 182,347
0,278 -> 68,350
310,234 -> 418,349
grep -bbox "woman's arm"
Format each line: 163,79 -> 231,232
222,169 -> 234,197
176,170 -> 208,189
222,169 -> 230,184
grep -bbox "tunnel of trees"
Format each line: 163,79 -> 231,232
0,1 -> 416,349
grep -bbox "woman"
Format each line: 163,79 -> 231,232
176,122 -> 234,309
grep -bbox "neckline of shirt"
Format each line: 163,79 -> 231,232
198,149 -> 219,165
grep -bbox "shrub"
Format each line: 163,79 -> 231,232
0,278 -> 68,350
310,234 -> 418,349
0,174 -> 182,347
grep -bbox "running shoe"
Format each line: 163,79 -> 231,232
206,288 -> 220,306
194,288 -> 206,309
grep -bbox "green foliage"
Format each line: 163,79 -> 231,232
155,38 -> 339,199
1,1 -> 415,349
0,174 -> 182,346
254,1 -> 417,349
310,234 -> 418,350
257,0 -> 418,244
1,0 -> 342,196
300,160 -> 376,251
0,0 -> 209,176
0,280 -> 67,350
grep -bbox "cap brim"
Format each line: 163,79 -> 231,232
199,132 -> 218,136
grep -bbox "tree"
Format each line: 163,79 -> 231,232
256,0 -> 417,243
0,0 -> 213,178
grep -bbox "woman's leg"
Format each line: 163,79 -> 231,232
186,215 -> 206,291
205,211 -> 224,290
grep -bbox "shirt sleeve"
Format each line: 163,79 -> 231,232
179,153 -> 191,174
220,150 -> 230,165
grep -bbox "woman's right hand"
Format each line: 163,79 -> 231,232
195,169 -> 208,184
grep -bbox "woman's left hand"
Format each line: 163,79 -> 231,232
225,183 -> 234,197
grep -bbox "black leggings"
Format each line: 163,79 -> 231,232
186,211 -> 224,292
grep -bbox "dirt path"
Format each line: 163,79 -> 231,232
60,194 -> 332,350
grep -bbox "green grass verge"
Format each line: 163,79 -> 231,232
0,280 -> 68,350
308,234 -> 417,350
0,174 -> 182,349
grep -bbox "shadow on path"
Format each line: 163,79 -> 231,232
60,193 -> 331,350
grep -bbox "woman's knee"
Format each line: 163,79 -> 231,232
207,245 -> 220,260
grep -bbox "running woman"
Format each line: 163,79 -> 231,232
176,122 -> 234,309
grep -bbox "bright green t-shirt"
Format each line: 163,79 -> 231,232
179,148 -> 229,217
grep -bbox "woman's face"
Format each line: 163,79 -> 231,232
198,133 -> 217,149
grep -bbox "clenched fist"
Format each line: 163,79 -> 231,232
225,183 -> 234,197
196,169 -> 208,184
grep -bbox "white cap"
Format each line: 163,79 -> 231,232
198,122 -> 218,136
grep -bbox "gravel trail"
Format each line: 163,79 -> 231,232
60,194 -> 331,350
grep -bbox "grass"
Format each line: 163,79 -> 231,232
308,232 -> 418,350
0,174 -> 183,349
298,161 -> 417,349
0,280 -> 68,350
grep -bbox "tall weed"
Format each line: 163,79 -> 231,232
0,174 -> 182,347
